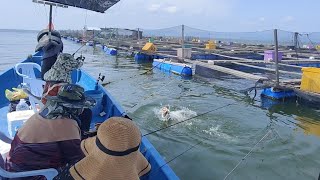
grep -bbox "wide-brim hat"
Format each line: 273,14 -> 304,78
46,84 -> 95,109
70,117 -> 151,180
43,53 -> 83,83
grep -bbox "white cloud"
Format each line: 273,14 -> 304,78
282,16 -> 294,22
259,17 -> 265,22
148,4 -> 161,12
164,6 -> 177,13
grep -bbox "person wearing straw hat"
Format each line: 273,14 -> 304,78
6,84 -> 95,180
55,117 -> 151,180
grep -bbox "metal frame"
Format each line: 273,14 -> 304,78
32,0 -> 68,8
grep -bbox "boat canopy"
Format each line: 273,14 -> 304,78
39,0 -> 120,13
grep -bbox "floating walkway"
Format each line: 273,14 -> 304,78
153,59 -> 192,76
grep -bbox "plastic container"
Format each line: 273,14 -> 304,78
16,99 -> 30,111
301,67 -> 320,93
7,110 -> 34,137
85,90 -> 103,117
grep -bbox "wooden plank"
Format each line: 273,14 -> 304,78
231,62 -> 302,76
194,61 -> 267,81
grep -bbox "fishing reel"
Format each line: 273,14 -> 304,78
97,73 -> 105,83
76,55 -> 85,62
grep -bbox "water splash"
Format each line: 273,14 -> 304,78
154,105 -> 197,123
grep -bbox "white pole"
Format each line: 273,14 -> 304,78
181,24 -> 185,62
274,29 -> 280,87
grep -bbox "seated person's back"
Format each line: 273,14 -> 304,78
6,84 -> 95,179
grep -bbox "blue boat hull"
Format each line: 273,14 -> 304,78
0,52 -> 179,180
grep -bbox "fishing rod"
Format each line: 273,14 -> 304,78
142,102 -> 236,137
72,30 -> 104,56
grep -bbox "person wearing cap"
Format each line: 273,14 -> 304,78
35,29 -> 64,79
6,84 -> 95,180
55,117 -> 151,180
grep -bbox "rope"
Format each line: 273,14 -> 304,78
306,34 -> 320,57
223,130 -> 272,180
143,102 -> 236,137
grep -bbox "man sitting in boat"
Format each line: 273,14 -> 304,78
5,84 -> 95,180
35,29 -> 63,79
55,117 -> 151,180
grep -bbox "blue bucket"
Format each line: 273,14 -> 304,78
85,90 -> 103,116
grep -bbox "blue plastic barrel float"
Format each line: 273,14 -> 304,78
134,52 -> 167,63
102,45 -> 117,56
153,59 -> 192,76
261,87 -> 296,100
134,52 -> 154,63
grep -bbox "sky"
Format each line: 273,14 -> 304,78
1,0 -> 320,32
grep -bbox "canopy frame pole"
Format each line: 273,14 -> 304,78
48,5 -> 53,40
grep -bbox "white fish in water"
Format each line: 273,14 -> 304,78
156,106 -> 197,122
160,106 -> 171,121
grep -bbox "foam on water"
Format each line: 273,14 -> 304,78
203,125 -> 236,142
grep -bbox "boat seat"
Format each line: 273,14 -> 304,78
0,166 -> 58,180
14,63 -> 45,112
0,156 -> 58,180
0,135 -> 58,180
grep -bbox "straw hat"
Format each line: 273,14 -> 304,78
70,117 -> 151,180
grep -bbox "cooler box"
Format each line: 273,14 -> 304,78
7,110 -> 34,138
301,67 -> 320,93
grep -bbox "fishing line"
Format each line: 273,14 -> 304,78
84,10 -> 88,28
223,130 -> 272,180
72,30 -> 104,56
102,58 -> 169,86
129,78 -> 176,109
52,5 -> 58,25
43,4 -> 49,22
155,141 -> 203,172
142,102 -> 236,137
